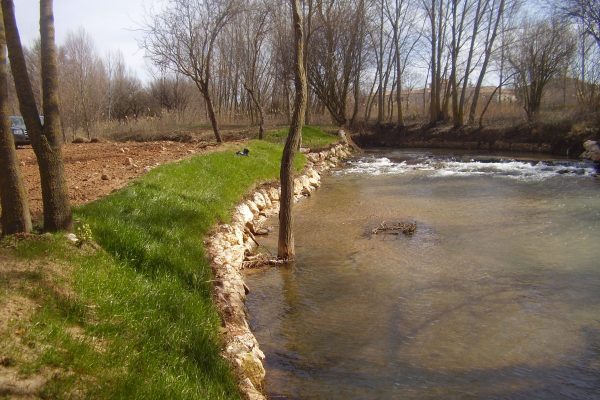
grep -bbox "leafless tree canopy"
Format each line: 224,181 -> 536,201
142,0 -> 243,142
507,18 -> 576,122
4,0 -> 598,139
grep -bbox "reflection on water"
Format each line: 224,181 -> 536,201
246,149 -> 600,399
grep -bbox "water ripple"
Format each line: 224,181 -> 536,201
337,156 -> 597,181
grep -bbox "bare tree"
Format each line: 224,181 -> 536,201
278,0 -> 307,260
556,0 -> 600,47
60,28 -> 107,139
0,6 -> 31,235
507,18 -> 576,122
467,0 -> 512,125
2,0 -> 72,232
108,51 -> 150,121
143,0 -> 242,143
422,0 -> 450,123
384,0 -> 421,127
149,71 -> 191,119
237,1 -> 273,139
23,40 -> 42,111
307,0 -> 364,126
572,25 -> 600,108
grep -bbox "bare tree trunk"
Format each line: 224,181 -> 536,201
469,0 -> 505,125
394,31 -> 404,126
457,0 -> 484,126
423,61 -> 430,119
428,0 -> 438,123
450,0 -> 459,127
39,0 -> 72,231
304,0 -> 313,125
350,0 -> 365,127
479,72 -> 516,126
364,68 -> 379,122
278,0 -> 307,260
203,90 -> 223,143
377,0 -> 385,123
0,8 -> 31,235
244,84 -> 265,139
3,0 -> 72,232
350,49 -> 362,126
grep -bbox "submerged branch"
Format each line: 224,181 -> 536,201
243,253 -> 291,269
371,221 -> 417,236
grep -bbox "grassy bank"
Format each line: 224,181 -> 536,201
0,128 -> 338,399
265,125 -> 341,149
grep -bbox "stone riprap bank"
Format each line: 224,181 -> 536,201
206,142 -> 353,400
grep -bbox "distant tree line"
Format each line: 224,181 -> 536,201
2,0 -> 597,140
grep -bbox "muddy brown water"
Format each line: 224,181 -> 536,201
246,149 -> 600,400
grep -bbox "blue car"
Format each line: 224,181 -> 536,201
10,116 -> 31,147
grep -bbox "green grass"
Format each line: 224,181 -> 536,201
265,125 -> 339,149
1,139 -> 313,399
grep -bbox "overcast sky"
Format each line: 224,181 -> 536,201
15,0 -> 163,80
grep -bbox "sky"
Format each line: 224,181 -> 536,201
15,0 -> 164,80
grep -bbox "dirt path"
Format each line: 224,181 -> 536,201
16,140 -> 242,221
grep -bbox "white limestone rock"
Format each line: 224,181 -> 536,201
267,187 -> 280,201
293,178 -> 303,195
252,192 -> 267,210
582,140 -> 600,162
258,189 -> 272,208
246,200 -> 260,216
233,203 -> 254,225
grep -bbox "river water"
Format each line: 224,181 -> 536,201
245,149 -> 600,399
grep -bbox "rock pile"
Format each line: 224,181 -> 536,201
581,140 -> 600,164
206,142 -> 353,400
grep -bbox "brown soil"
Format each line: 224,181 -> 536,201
16,139 -> 244,221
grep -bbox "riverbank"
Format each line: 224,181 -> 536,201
352,122 -> 600,158
206,141 -> 353,399
0,127 -> 340,399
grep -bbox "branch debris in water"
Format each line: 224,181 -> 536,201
242,253 -> 290,269
371,221 -> 417,236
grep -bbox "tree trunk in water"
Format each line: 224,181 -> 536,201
278,0 -> 307,260
3,0 -> 72,232
0,9 -> 31,235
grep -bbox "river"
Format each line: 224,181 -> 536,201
246,149 -> 600,399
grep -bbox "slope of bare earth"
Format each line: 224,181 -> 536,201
16,140 -> 244,221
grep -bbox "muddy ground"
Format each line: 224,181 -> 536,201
15,139 -> 244,222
